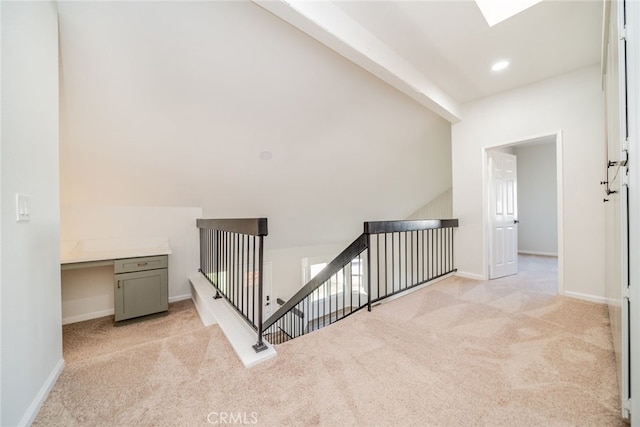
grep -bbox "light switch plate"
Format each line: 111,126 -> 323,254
16,194 -> 31,222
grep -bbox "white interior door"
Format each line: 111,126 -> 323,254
489,151 -> 518,279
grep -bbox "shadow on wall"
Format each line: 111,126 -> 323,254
407,188 -> 453,220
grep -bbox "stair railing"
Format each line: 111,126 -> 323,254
262,219 -> 458,344
197,218 -> 269,352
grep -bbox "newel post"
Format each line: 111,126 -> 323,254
252,235 -> 267,353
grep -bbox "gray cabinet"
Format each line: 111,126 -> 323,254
114,255 -> 168,322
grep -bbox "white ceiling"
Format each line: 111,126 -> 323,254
55,0 -> 604,248
274,0 -> 603,106
57,1 -> 453,248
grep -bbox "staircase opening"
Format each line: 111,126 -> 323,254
197,217 -> 458,352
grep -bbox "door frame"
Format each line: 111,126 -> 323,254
481,130 -> 564,295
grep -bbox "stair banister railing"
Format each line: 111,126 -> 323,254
262,233 -> 368,334
197,218 -> 269,352
262,218 -> 458,345
197,218 -> 458,349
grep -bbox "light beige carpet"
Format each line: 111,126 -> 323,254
34,257 -> 625,426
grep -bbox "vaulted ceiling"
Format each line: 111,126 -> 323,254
56,1 -> 603,248
332,0 -> 602,104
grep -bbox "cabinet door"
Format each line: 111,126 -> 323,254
114,269 -> 168,321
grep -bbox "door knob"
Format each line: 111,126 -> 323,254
514,219 -> 519,224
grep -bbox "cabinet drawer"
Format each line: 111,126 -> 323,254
114,255 -> 168,273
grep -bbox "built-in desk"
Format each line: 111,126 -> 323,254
61,238 -> 172,322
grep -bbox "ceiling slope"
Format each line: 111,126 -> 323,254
253,0 -> 462,122
57,1 -> 452,248
262,0 -> 602,107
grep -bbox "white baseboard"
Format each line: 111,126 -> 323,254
62,308 -> 114,325
518,251 -> 558,257
455,271 -> 485,280
169,293 -> 191,303
62,294 -> 194,325
563,290 -> 607,305
18,358 -> 64,427
374,273 -> 455,306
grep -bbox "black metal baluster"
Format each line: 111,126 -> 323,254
410,231 -> 414,287
376,234 -> 381,303
329,274 -> 333,325
391,232 -> 395,294
251,236 -> 256,327
343,265 -> 347,315
438,228 -> 444,276
304,297 -> 308,335
225,232 -> 229,295
241,234 -> 245,321
427,229 -> 431,281
253,235 -> 266,352
299,301 -> 303,337
229,233 -> 236,305
420,230 -> 428,281
450,227 -> 454,272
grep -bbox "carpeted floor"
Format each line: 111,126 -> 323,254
34,255 -> 625,426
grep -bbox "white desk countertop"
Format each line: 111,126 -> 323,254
61,237 -> 172,265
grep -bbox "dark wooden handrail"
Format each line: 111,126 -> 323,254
197,218 -> 268,236
364,219 -> 458,234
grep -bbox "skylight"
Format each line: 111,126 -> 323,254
475,0 -> 544,27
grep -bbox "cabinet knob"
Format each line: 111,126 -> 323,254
137,262 -> 148,267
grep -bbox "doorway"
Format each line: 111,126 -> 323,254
483,132 -> 564,294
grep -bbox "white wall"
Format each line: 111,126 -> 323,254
407,188 -> 453,220
60,206 -> 202,323
1,2 -> 63,425
452,65 -> 605,300
56,1 -> 452,251
513,142 -> 558,255
264,241 -> 349,307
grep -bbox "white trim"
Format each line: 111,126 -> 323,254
626,0 -> 640,420
169,293 -> 191,303
62,308 -> 114,325
373,272 -> 456,306
190,278 -> 218,327
563,290 -> 607,305
251,0 -> 462,123
62,294 -> 192,325
455,271 -> 485,281
481,131 -> 564,294
189,274 -> 276,368
518,251 -> 558,257
17,358 -> 64,427
555,132 -> 565,296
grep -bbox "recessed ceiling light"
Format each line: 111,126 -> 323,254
491,60 -> 509,72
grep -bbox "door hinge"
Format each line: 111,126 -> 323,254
620,26 -> 627,41
624,398 -> 632,412
623,137 -> 629,151
623,287 -> 631,301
